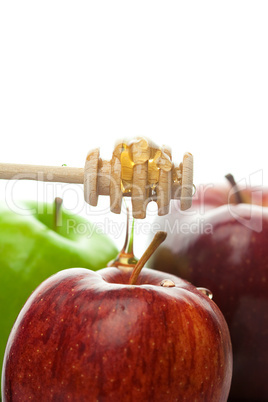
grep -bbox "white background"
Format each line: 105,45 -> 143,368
0,1 -> 268,255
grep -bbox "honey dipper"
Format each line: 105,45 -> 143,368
0,137 -> 193,218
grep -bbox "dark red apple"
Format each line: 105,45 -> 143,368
191,177 -> 268,212
150,192 -> 268,401
2,232 -> 232,402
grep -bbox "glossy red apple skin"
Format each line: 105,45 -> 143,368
2,267 -> 232,402
150,204 -> 268,401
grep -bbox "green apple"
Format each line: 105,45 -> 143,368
0,198 -> 117,386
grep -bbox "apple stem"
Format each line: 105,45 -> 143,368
129,231 -> 167,285
225,173 -> 244,204
54,197 -> 63,231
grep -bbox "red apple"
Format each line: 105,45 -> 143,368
150,188 -> 268,401
191,183 -> 231,211
2,232 -> 232,402
191,177 -> 268,212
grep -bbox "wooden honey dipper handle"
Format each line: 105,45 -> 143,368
0,139 -> 193,218
0,163 -> 84,184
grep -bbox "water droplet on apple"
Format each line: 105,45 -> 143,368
160,279 -> 176,287
197,287 -> 213,299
